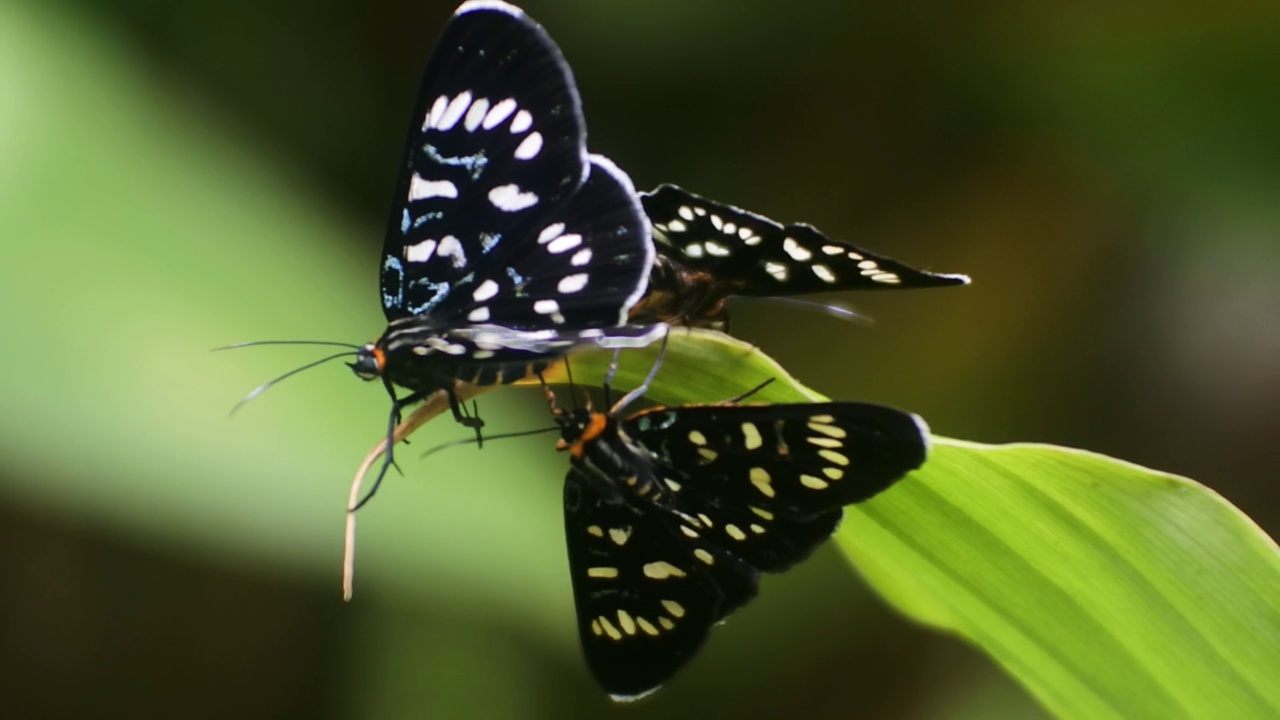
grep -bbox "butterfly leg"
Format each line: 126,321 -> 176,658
601,348 -> 623,409
608,327 -> 670,415
353,388 -> 427,511
446,386 -> 486,449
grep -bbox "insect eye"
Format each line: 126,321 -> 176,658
348,352 -> 382,381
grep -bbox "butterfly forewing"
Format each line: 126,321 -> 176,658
623,402 -> 929,522
641,184 -> 969,297
563,471 -> 759,700
382,2 -> 652,327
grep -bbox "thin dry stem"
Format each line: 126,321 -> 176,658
342,381 -> 494,600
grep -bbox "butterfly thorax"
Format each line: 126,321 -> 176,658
352,316 -> 551,393
628,254 -> 729,329
556,409 -> 665,505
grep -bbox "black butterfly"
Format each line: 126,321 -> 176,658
633,184 -> 969,328
347,1 -> 662,491
551,389 -> 929,699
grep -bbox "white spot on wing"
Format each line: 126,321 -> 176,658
546,233 -> 582,254
488,184 -> 539,212
482,98 -> 517,129
436,91 -> 472,131
468,306 -> 490,322
557,273 -> 589,294
812,264 -> 837,283
764,261 -> 788,281
534,299 -> 560,315
425,94 -> 448,129
570,248 -> 592,266
677,206 -> 695,221
510,109 -> 533,133
405,239 -> 437,262
704,241 -> 731,257
436,235 -> 466,268
408,175 -> 458,201
513,131 -> 543,160
463,97 -> 490,131
472,279 -> 500,302
667,219 -> 687,233
783,237 -> 813,261
538,223 -> 565,244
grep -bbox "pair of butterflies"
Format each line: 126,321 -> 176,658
330,0 -> 964,701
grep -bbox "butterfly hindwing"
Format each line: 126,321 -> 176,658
641,184 -> 969,296
382,2 -> 652,329
471,155 -> 654,329
563,471 -> 758,700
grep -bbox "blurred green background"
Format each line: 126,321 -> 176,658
1,0 -> 1277,718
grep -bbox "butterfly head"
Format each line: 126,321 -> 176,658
554,408 -> 609,459
348,343 -> 386,381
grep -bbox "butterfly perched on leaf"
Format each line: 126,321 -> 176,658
550,389 -> 929,699
633,184 -> 970,329
343,0 -> 664,486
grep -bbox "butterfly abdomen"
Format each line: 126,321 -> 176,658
629,254 -> 730,329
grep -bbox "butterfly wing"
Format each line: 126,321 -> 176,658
381,2 -> 652,329
563,471 -> 758,701
623,401 -> 929,534
641,184 -> 969,295
473,155 -> 654,329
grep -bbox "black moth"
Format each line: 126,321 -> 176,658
349,0 -> 662,472
551,390 -> 929,699
633,184 -> 970,329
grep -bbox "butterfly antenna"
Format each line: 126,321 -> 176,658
229,351 -> 356,415
214,340 -> 363,351
609,327 -> 670,416
418,425 -> 562,459
724,377 -> 776,404
742,296 -> 873,325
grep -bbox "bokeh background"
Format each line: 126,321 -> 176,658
2,0 -> 1277,718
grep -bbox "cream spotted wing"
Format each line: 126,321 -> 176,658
560,401 -> 927,699
640,184 -> 968,301
563,472 -> 759,701
624,402 -> 929,524
380,2 -> 652,329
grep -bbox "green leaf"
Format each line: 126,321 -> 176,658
553,330 -> 1280,720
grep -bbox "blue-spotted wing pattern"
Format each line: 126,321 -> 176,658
634,184 -> 969,327
352,1 -> 658,412
556,401 -> 928,699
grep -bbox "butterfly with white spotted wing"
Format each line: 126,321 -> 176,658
346,1 -> 663,503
